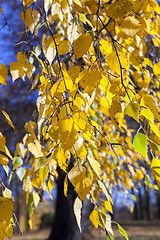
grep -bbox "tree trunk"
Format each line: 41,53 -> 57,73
156,189 -> 160,219
144,186 -> 150,220
48,168 -> 81,240
138,188 -> 143,220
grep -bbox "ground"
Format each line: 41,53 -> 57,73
12,221 -> 160,240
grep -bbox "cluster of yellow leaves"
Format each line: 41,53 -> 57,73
1,0 -> 160,236
0,197 -> 14,240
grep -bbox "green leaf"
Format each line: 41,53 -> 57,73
13,157 -> 23,170
35,157 -> 45,171
35,45 -> 42,56
8,171 -> 15,184
157,145 -> 160,152
28,205 -> 34,217
16,167 -> 26,181
133,133 -> 148,158
117,223 -> 129,240
106,235 -> 114,240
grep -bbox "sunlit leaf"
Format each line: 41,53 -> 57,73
33,191 -> 40,207
13,157 -> 23,170
21,8 -> 40,33
78,69 -> 102,95
0,64 -> 7,85
73,33 -> 92,59
151,158 -> 160,178
0,197 -> 14,223
1,110 -> 15,129
133,133 -> 148,158
121,16 -> 141,37
117,223 -> 129,240
0,154 -> 8,166
74,197 -> 82,232
108,0 -> 133,18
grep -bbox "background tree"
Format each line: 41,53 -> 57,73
0,0 -> 160,240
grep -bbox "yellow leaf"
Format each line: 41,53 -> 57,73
51,2 -> 62,20
39,166 -> 49,184
58,116 -> 74,145
89,209 -> 107,229
150,0 -> 160,14
73,111 -> 88,132
21,8 -> 40,33
74,94 -> 84,108
48,178 -> 55,193
33,191 -> 40,207
89,209 -> 99,228
2,110 -> 15,129
0,133 -> 12,160
74,197 -> 82,232
99,39 -> 112,58
98,180 -> 112,203
110,100 -> 122,129
28,219 -> 32,229
28,141 -> 43,158
140,107 -> 154,123
68,66 -> 80,81
64,175 -> 68,198
73,0 -> 82,7
23,169 -> 32,193
107,51 -> 129,75
142,93 -> 160,122
0,6 -> 3,13
44,0 -> 52,14
153,62 -> 160,76
121,16 -> 141,37
62,70 -> 73,90
149,122 -> 160,139
10,52 -> 35,81
64,128 -> 78,151
56,147 -> 68,171
73,33 -> 92,59
78,69 -> 102,95
51,80 -> 66,99
68,165 -> 92,200
0,65 -> 7,85
58,40 -> 70,55
0,221 -> 13,240
88,156 -> 101,178
0,197 -> 14,223
0,154 -> 8,165
42,35 -> 56,65
125,102 -> 140,122
22,0 -> 36,7
3,222 -> 13,239
104,201 -> 113,214
151,158 -> 160,178
133,169 -> 144,181
108,0 -> 133,19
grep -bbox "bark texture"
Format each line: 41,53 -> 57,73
48,168 -> 81,240
48,165 -> 93,240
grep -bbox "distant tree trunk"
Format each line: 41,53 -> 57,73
133,200 -> 138,220
132,189 -> 138,220
144,186 -> 150,220
156,189 -> 160,219
138,188 -> 143,219
48,168 -> 81,240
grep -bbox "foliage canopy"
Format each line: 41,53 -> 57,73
0,0 -> 160,238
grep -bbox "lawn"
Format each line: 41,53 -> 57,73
12,221 -> 160,240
